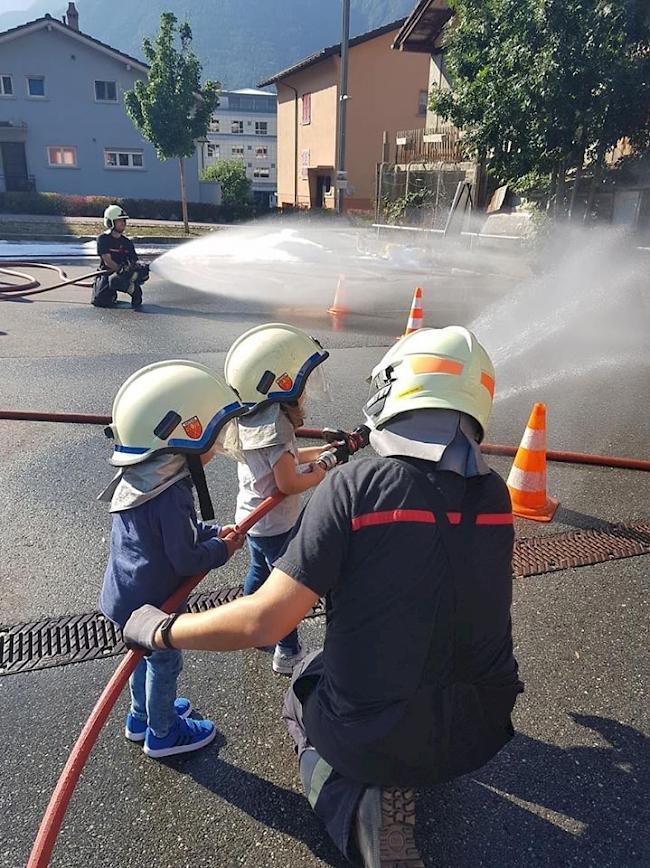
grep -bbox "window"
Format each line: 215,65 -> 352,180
255,121 -> 268,136
208,118 -> 220,132
231,120 -> 243,134
301,92 -> 311,125
231,145 -> 244,158
27,76 -> 45,97
253,167 -> 270,179
417,90 -> 428,116
207,143 -> 220,158
255,146 -> 268,159
95,80 -> 117,102
47,146 -> 77,167
104,149 -> 144,169
0,75 -> 13,96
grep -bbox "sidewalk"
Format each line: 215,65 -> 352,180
0,212 -> 232,242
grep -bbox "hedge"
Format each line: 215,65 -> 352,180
0,191 -> 256,223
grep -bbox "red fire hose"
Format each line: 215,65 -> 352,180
1,410 -> 648,472
0,262 -> 101,299
26,492 -> 287,868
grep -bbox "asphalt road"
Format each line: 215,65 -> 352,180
0,248 -> 648,867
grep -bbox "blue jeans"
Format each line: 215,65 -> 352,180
244,531 -> 299,653
129,649 -> 183,738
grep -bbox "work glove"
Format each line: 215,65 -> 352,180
123,604 -> 169,654
134,261 -> 150,283
321,428 -> 353,463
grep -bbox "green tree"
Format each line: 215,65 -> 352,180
430,0 -> 650,219
201,159 -> 252,210
125,12 -> 220,233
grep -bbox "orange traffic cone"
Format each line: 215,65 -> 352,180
328,274 -> 349,316
400,286 -> 423,337
507,403 -> 559,522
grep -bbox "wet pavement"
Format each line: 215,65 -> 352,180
0,259 -> 648,867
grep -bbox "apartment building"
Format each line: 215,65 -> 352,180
202,88 -> 277,206
0,4 -> 200,201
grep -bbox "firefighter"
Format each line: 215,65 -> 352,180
123,326 -> 524,868
91,204 -> 149,309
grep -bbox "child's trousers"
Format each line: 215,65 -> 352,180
129,649 -> 183,737
244,531 -> 299,652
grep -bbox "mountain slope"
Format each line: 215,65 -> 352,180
0,0 -> 415,88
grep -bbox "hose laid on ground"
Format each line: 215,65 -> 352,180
1,410 -> 648,472
0,262 -> 101,299
26,492 -> 292,868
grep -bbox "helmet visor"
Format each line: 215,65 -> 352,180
212,418 -> 243,462
304,362 -> 331,403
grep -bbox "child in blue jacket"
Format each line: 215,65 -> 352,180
98,359 -> 245,758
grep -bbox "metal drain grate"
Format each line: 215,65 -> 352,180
0,587 -> 324,676
513,521 -> 650,578
1,523 -> 647,676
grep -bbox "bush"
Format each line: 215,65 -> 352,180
201,159 -> 252,211
0,191 -> 251,223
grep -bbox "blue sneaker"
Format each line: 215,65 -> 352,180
125,698 -> 192,742
143,715 -> 216,758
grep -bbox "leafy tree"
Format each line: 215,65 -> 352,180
430,0 -> 650,219
125,12 -> 219,233
201,159 -> 252,210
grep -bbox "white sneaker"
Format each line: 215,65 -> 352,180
272,643 -> 307,675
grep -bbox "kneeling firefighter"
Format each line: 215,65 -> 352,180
92,205 -> 150,309
123,326 -> 524,868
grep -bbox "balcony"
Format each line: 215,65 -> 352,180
395,121 -> 465,165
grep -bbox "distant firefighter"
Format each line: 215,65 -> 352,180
91,205 -> 149,309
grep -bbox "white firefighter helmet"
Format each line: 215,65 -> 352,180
106,360 -> 246,467
103,204 -> 129,229
364,326 -> 495,439
224,323 -> 329,409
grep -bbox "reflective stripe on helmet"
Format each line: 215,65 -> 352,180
408,356 -> 464,376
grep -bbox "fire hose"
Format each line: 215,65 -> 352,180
0,262 -> 101,299
25,425 -> 370,868
1,409 -> 648,472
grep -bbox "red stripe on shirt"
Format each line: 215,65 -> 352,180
351,511 -> 513,530
475,513 -> 513,525
351,509 -> 435,530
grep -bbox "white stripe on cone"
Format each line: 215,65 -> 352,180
518,427 -> 547,452
506,466 -> 547,493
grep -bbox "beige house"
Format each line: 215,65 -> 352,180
259,20 -> 430,211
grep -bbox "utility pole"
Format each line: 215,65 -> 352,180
336,0 -> 350,214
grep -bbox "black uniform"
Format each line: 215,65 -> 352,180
92,232 -> 147,308
278,455 -> 523,857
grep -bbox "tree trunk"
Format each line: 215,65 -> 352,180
547,165 -> 558,213
567,142 -> 586,222
556,160 -> 567,219
179,158 -> 190,235
584,148 -> 604,225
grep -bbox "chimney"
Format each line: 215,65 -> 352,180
65,2 -> 79,31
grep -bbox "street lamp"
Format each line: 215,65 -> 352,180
336,0 -> 350,214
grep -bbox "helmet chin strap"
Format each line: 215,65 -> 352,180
187,454 -> 215,521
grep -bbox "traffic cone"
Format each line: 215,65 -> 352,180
328,274 -> 349,316
507,402 -> 559,522
400,286 -> 423,337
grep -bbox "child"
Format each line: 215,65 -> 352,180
224,324 -> 332,674
98,359 -> 246,757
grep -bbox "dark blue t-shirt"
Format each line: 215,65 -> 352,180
275,456 -> 520,783
100,478 -> 228,628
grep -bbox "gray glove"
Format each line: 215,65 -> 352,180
123,604 -> 169,653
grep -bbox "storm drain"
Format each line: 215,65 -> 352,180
1,522 -> 647,676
